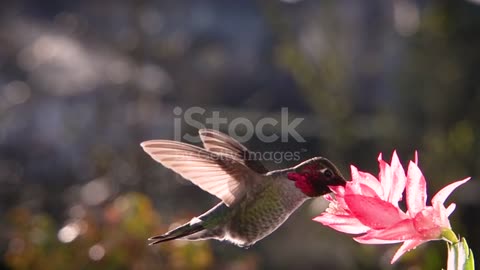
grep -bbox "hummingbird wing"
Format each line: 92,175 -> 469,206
141,140 -> 258,206
199,129 -> 269,174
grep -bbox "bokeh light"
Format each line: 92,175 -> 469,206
57,223 -> 80,243
88,244 -> 105,261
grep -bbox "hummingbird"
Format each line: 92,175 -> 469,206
141,129 -> 346,247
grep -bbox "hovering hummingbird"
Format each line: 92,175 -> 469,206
141,129 -> 346,247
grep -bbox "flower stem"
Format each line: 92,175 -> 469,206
442,228 -> 459,244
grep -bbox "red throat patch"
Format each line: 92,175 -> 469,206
287,164 -> 320,197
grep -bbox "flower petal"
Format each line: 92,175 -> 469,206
354,235 -> 404,244
391,239 -> 425,264
349,166 -> 366,193
413,206 -> 447,239
325,189 -> 349,212
378,153 -> 393,201
313,214 -> 370,234
406,161 -> 427,217
446,203 -> 456,217
434,202 -> 451,229
389,150 -> 407,205
328,184 -> 344,195
344,195 -> 405,229
354,219 -> 420,242
323,194 -> 334,202
345,182 -> 380,199
431,177 -> 471,206
350,166 -> 383,198
358,183 -> 381,198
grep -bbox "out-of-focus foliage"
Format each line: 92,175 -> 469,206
4,193 -> 213,270
0,0 -> 479,269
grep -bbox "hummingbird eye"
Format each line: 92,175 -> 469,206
323,169 -> 333,178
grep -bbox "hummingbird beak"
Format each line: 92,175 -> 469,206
330,175 -> 348,188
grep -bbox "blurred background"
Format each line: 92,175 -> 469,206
1,0 -> 479,269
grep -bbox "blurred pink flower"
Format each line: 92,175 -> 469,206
314,151 -> 470,263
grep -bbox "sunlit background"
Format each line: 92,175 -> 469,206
1,0 -> 479,269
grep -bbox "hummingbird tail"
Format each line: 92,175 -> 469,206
148,221 -> 205,245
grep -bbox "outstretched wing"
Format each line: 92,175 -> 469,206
141,140 -> 255,206
199,129 -> 269,174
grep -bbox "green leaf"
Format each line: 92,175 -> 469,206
447,237 -> 475,270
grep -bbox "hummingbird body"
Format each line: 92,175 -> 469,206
141,129 -> 346,246
213,171 -> 308,246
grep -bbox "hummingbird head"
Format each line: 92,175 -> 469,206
287,157 -> 347,197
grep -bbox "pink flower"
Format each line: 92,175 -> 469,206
314,151 -> 470,263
